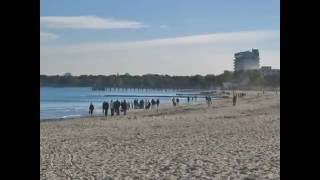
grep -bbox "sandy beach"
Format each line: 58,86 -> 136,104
40,91 -> 280,180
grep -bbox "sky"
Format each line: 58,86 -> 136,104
40,0 -> 280,76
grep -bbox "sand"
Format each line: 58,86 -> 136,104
40,91 -> 280,180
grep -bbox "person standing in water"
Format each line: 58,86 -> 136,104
89,102 -> 94,116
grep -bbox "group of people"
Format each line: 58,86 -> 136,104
102,100 -> 129,116
171,97 -> 180,106
89,100 -> 129,117
89,95 -> 219,117
186,96 -> 199,103
133,99 -> 160,110
174,96 -> 211,107
90,91 -> 258,117
89,98 -> 161,117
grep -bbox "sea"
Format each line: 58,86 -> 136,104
40,87 -> 203,120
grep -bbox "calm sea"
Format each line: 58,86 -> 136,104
40,87 -> 200,120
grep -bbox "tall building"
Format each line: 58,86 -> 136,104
234,49 -> 260,72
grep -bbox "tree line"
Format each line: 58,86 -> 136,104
40,70 -> 279,90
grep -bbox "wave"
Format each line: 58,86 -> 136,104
62,114 -> 82,119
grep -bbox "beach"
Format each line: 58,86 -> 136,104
40,91 -> 280,179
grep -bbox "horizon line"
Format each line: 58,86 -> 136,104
40,68 -> 280,77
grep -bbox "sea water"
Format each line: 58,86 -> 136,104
40,87 -> 200,120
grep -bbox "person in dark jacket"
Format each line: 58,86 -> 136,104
89,102 -> 94,116
172,97 -> 176,106
233,94 -> 237,106
115,100 -> 121,115
103,101 -> 109,117
139,99 -> 144,109
151,99 -> 156,109
121,100 -> 127,115
156,99 -> 160,109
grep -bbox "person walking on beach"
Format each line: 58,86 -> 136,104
121,100 -> 127,115
187,96 -> 190,104
156,99 -> 160,110
145,101 -> 151,109
151,99 -> 156,109
233,94 -> 237,106
110,100 -> 114,116
176,98 -> 180,105
89,102 -> 94,116
139,99 -> 144,109
206,96 -> 211,107
115,100 -> 120,115
172,97 -> 176,107
103,101 -> 109,117
117,100 -> 121,115
133,99 -> 137,109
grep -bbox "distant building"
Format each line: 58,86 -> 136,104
260,66 -> 280,76
234,49 -> 260,72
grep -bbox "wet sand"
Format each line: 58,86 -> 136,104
40,91 -> 280,180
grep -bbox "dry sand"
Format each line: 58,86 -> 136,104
40,91 -> 280,180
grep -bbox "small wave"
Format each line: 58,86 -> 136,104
62,114 -> 82,119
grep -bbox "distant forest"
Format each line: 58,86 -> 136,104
40,70 -> 280,90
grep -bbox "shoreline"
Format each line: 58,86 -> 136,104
40,91 -> 276,122
40,99 -> 214,121
40,102 -> 206,122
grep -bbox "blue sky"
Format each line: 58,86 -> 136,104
41,0 -> 280,75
